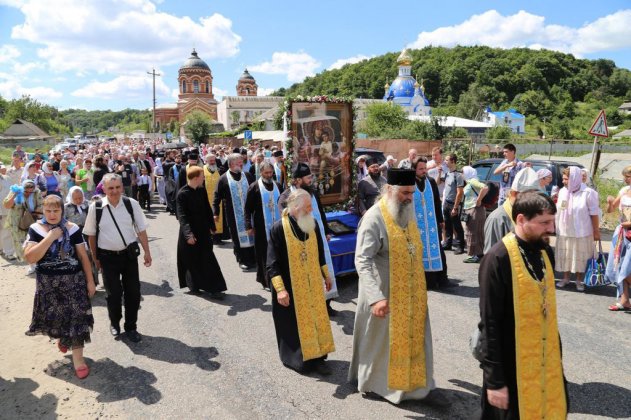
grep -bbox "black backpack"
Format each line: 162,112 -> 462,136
95,196 -> 136,240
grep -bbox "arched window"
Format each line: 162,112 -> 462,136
193,80 -> 200,94
205,81 -> 210,93
245,87 -> 250,95
181,80 -> 186,93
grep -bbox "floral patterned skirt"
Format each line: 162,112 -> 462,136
26,270 -> 94,348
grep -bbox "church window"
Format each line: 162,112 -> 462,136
193,80 -> 200,93
206,81 -> 210,93
181,80 -> 186,93
246,88 -> 250,95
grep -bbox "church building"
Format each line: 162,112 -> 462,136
383,49 -> 431,117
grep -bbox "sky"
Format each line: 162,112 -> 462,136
0,0 -> 630,111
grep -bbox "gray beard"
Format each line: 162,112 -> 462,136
232,167 -> 242,174
261,177 -> 273,185
385,196 -> 415,228
207,164 -> 217,172
296,214 -> 316,234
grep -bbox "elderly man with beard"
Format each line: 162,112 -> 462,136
477,191 -> 568,419
278,163 -> 339,315
349,168 -> 436,404
213,153 -> 256,270
357,157 -> 386,215
245,162 -> 282,290
266,189 -> 335,374
203,154 -> 225,245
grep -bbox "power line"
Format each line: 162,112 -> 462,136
147,68 -> 161,133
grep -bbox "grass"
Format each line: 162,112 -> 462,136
595,176 -> 625,230
0,146 -> 38,164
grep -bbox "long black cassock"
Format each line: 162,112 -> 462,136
176,184 -> 227,293
415,176 -> 448,289
165,162 -> 183,214
266,216 -> 327,371
212,170 -> 256,266
244,179 -> 282,288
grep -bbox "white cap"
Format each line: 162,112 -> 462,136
511,167 -> 539,192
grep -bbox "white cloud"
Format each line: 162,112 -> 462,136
408,9 -> 631,57
12,61 -> 43,75
6,0 -> 241,74
71,72 -> 171,100
212,86 -> 228,97
0,74 -> 62,102
328,54 -> 374,70
250,51 -> 321,82
0,44 -> 21,64
256,87 -> 275,96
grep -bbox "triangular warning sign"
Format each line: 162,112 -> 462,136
588,110 -> 608,137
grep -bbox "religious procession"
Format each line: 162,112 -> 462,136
3,115 -> 630,419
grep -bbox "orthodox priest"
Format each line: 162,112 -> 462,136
478,191 -> 567,419
177,152 -> 201,190
278,163 -> 339,313
272,150 -> 287,190
412,157 -> 452,290
357,157 -> 386,215
349,168 -> 435,404
213,153 -> 256,270
165,154 -> 183,215
245,162 -> 282,289
176,166 -> 226,298
203,154 -> 225,245
267,189 -> 335,374
484,167 -> 539,254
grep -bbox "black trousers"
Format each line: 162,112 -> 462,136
138,185 -> 150,210
442,201 -> 465,249
99,251 -> 141,331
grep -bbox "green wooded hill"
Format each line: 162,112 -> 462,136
272,46 -> 631,139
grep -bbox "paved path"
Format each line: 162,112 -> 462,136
1,205 -> 630,419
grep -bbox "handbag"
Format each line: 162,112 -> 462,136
584,240 -> 611,287
460,185 -> 480,223
18,204 -> 35,231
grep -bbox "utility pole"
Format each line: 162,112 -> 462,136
147,68 -> 161,134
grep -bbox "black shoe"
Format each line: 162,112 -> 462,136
326,304 -> 338,317
441,242 -> 452,251
453,248 -> 465,255
210,292 -> 225,300
314,361 -> 332,376
126,330 -> 142,343
439,279 -> 459,289
239,263 -> 249,270
212,238 -> 223,245
110,324 -> 121,336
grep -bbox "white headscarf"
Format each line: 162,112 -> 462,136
66,185 -> 84,204
462,166 -> 477,181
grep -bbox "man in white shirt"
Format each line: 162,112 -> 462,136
397,148 -> 418,169
84,173 -> 151,343
427,147 -> 448,199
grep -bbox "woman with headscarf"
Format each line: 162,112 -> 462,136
605,165 -> 631,311
461,166 -> 489,263
356,155 -> 368,183
2,179 -> 43,266
64,186 -> 89,230
153,157 -> 167,205
21,161 -> 47,192
555,166 -> 600,291
23,195 -> 95,379
57,160 -> 72,198
41,161 -> 61,197
537,168 -> 553,194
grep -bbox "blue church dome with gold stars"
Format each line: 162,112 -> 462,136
383,49 -> 431,115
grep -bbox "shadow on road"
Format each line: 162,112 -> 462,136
141,279 -> 175,298
436,280 -> 480,299
206,293 -> 272,316
399,380 -> 481,420
0,376 -> 58,419
568,381 -> 631,418
121,335 -> 221,372
44,357 -> 161,405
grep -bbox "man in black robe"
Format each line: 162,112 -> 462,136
213,152 -> 256,270
477,191 -> 567,419
177,152 -> 201,190
357,157 -> 386,215
267,189 -> 334,374
245,162 -> 282,289
271,150 -> 287,191
176,166 -> 226,298
413,157 -> 453,290
165,154 -> 183,215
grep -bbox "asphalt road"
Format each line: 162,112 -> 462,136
1,204 -> 630,419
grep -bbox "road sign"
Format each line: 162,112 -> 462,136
166,131 -> 173,140
244,130 -> 253,140
588,110 -> 608,137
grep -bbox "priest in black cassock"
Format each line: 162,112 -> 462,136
213,152 -> 256,270
177,151 -> 201,190
357,156 -> 386,215
271,150 -> 287,190
267,189 -> 335,375
165,154 -> 183,215
176,166 -> 226,297
245,162 -> 282,289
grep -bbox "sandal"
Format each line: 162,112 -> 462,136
57,340 -> 68,354
608,303 -> 631,312
555,281 -> 570,289
75,364 -> 90,379
576,282 -> 585,292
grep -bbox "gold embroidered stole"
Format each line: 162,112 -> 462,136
281,214 -> 335,361
379,198 -> 428,391
204,166 -> 223,234
503,234 -> 566,419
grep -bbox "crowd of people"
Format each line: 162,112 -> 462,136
1,137 -> 628,419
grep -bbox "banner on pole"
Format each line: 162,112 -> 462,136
588,110 -> 608,137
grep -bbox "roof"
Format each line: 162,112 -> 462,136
239,69 -> 255,81
252,106 -> 279,122
618,102 -> 631,109
155,103 -> 178,110
180,49 -> 210,71
613,129 -> 631,138
408,115 -> 493,128
1,118 -> 51,137
491,108 -> 525,119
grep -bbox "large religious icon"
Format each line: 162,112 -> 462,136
291,101 -> 353,206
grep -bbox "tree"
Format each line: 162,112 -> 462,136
361,102 -> 408,137
486,126 -> 513,140
185,111 -> 213,144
